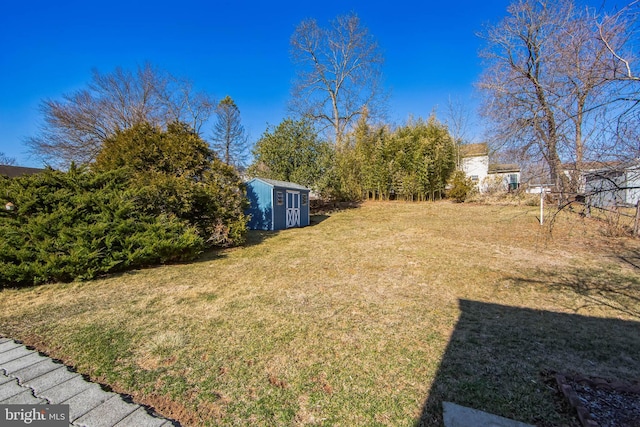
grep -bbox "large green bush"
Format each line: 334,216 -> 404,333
0,122 -> 247,287
0,167 -> 205,286
95,122 -> 248,246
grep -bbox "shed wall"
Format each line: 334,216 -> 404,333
626,168 -> 640,206
586,172 -> 625,207
246,180 -> 274,230
272,187 -> 287,231
271,187 -> 310,230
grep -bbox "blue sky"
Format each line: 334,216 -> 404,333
0,0 -> 617,167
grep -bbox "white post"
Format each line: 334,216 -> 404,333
540,187 -> 544,225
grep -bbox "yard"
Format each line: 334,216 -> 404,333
1,201 -> 639,426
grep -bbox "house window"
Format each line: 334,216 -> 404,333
276,191 -> 284,205
470,175 -> 479,182
509,174 -> 518,184
301,194 -> 308,206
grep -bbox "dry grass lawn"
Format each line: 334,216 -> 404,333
1,201 -> 639,426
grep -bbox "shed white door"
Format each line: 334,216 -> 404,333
286,191 -> 300,228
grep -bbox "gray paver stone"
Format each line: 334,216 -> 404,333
1,388 -> 47,404
0,340 -> 22,353
113,407 -> 169,427
63,383 -> 114,421
24,366 -> 79,394
0,339 -> 174,427
0,379 -> 28,401
443,402 -> 534,427
0,372 -> 14,386
3,352 -> 48,374
38,375 -> 94,404
0,346 -> 32,364
12,358 -> 65,383
75,395 -> 139,427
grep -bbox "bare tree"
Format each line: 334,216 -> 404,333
445,96 -> 474,168
477,0 -> 626,197
27,63 -> 215,168
290,13 -> 386,147
0,152 -> 15,165
210,96 -> 248,168
595,1 -> 640,163
597,1 -> 639,82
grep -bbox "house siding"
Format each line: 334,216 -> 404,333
459,143 -> 520,193
461,156 -> 489,186
625,168 -> 640,206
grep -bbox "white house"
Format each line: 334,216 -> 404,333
459,143 -> 520,193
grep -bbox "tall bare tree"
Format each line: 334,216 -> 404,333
477,0 -> 626,197
290,13 -> 386,147
27,63 -> 215,168
210,96 -> 248,168
445,96 -> 474,168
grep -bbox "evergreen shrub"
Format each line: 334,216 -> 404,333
0,167 -> 204,286
447,170 -> 476,202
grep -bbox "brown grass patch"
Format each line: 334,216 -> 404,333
1,201 -> 639,426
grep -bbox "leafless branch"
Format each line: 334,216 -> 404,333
27,63 -> 215,168
290,14 -> 387,146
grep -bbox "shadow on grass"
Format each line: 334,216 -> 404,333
310,214 -> 330,225
416,299 -> 640,426
194,229 -> 281,263
196,215 -> 332,263
615,243 -> 640,273
310,200 -> 362,215
512,265 -> 640,320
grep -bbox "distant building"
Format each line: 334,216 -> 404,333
562,161 -> 622,194
459,143 -> 520,192
459,143 -> 489,185
580,162 -> 640,207
0,165 -> 46,178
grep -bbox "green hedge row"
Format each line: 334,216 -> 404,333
0,168 -> 211,286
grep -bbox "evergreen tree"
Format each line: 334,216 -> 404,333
94,122 -> 247,246
210,96 -> 248,168
248,119 -> 333,191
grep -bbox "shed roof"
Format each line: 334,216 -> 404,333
0,165 -> 46,178
459,143 -> 488,158
249,177 -> 310,191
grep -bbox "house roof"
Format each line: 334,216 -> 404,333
488,163 -> 520,174
459,143 -> 488,158
0,165 -> 46,178
249,177 -> 310,191
562,161 -> 623,172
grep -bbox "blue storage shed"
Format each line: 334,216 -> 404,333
245,178 -> 311,230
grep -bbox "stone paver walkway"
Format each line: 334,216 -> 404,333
0,337 -> 177,426
443,402 -> 535,427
